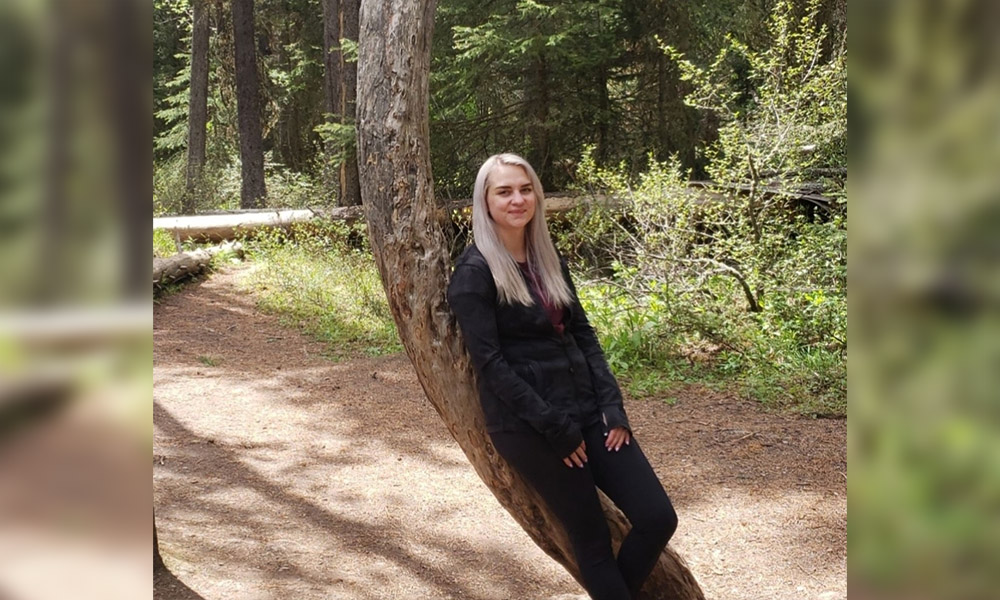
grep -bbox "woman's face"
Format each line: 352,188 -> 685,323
486,163 -> 536,237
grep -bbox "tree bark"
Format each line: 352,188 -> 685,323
321,0 -> 342,204
185,0 -> 210,214
109,0 -> 151,301
231,0 -> 267,208
340,0 -> 361,207
356,1 -> 704,598
596,60 -> 611,163
526,52 -> 553,189
322,0 -> 361,207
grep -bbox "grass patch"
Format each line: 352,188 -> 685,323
230,219 -> 845,417
197,355 -> 221,367
576,277 -> 846,418
154,229 -> 179,258
238,223 -> 402,361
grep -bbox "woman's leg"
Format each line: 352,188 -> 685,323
583,425 -> 678,598
491,431 -> 632,600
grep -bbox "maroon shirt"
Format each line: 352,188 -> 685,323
518,262 -> 565,334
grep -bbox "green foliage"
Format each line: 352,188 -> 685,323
154,151 -> 323,216
154,0 -> 192,155
560,0 -> 847,416
152,0 -> 848,212
665,0 -> 847,192
430,0 -> 706,194
154,60 -> 193,156
314,120 -> 356,168
264,156 -> 322,208
153,152 -> 236,215
154,0 -> 332,207
239,222 -> 402,360
153,229 -> 179,258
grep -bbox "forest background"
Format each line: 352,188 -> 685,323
154,0 -> 848,419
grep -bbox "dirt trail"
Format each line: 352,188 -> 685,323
154,265 -> 846,600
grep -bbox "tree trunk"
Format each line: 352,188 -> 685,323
231,0 -> 267,208
185,0 -> 210,214
109,0 -> 151,301
655,53 -> 668,161
526,52 -> 552,189
596,60 -> 611,163
340,0 -> 361,207
322,0 -> 361,207
356,1 -> 704,598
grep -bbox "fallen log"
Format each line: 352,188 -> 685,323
152,179 -> 836,245
152,206 -> 365,244
152,195 -> 592,243
153,241 -> 243,288
0,304 -> 149,424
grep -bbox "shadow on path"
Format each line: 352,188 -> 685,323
155,565 -> 206,600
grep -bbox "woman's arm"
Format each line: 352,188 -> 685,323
448,262 -> 583,458
561,260 -> 632,435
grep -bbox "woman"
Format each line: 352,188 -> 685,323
447,154 -> 677,600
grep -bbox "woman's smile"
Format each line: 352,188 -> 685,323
486,163 -> 537,236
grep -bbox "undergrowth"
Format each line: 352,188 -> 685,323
154,228 -> 179,258
232,216 -> 844,417
238,222 -> 402,361
573,262 -> 845,417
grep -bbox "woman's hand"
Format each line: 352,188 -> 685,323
605,426 -> 631,452
563,440 -> 588,468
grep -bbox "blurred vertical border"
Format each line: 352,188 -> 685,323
851,0 -> 1000,598
0,0 -> 151,599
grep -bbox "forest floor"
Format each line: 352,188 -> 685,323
153,264 -> 846,600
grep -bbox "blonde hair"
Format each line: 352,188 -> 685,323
472,153 -> 573,308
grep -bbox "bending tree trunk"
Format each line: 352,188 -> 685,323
356,1 -> 704,598
185,0 -> 210,213
231,0 -> 266,208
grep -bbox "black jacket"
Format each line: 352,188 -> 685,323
447,244 -> 630,457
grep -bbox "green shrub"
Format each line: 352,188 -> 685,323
557,0 -> 846,415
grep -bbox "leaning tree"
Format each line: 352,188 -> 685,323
355,0 -> 703,597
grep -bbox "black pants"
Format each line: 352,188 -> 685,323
491,423 -> 677,600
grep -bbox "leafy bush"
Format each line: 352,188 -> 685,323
560,0 -> 846,416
